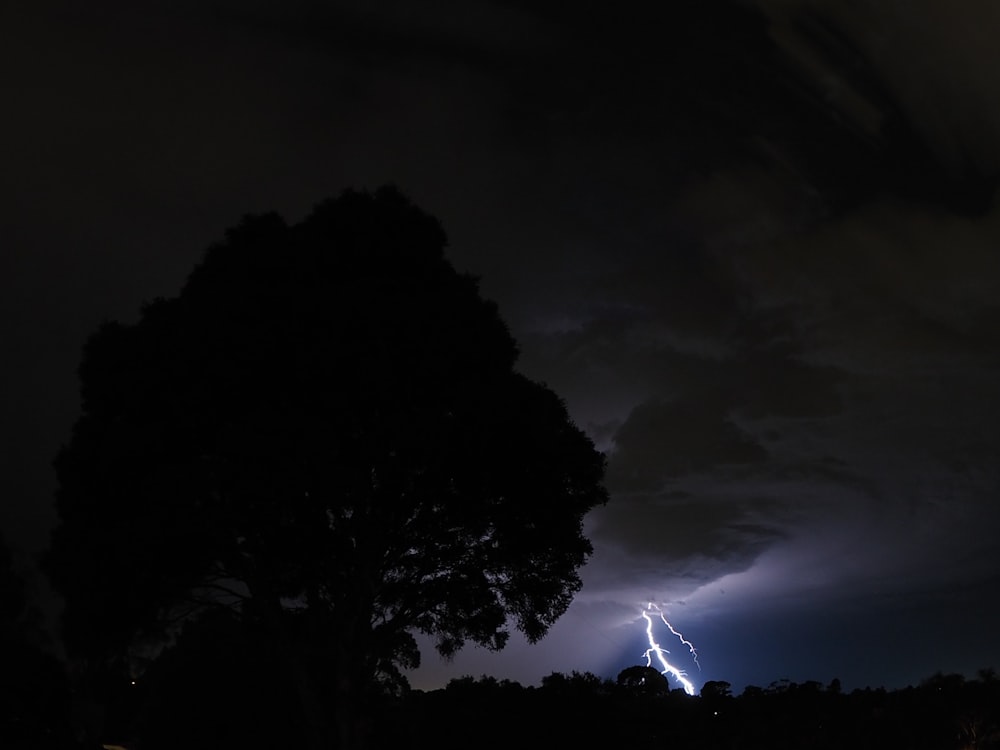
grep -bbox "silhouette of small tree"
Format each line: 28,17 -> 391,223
701,680 -> 732,700
45,186 -> 607,749
617,665 -> 670,696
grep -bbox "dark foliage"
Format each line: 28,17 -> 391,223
130,611 -> 304,750
616,664 -> 671,695
0,535 -> 72,749
85,662 -> 1000,749
45,186 -> 607,748
371,670 -> 1000,750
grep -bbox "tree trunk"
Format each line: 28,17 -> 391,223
280,640 -> 335,750
253,591 -> 336,750
332,648 -> 373,750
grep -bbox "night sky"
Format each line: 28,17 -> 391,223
4,0 -> 1000,694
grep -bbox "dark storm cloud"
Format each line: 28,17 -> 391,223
499,0 -> 998,218
757,0 -> 1000,186
719,198 -> 1000,378
448,1 -> 1000,688
589,493 -> 785,575
507,0 -> 1000,674
525,309 -> 845,414
5,0 -> 1000,692
608,398 -> 768,489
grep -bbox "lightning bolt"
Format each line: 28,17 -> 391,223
652,602 -> 700,670
641,602 -> 699,696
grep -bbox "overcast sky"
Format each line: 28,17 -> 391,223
4,0 -> 1000,693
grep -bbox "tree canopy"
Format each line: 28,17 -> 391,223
46,186 -> 607,746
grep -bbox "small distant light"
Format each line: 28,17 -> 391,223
130,680 -> 136,686
713,711 -> 718,716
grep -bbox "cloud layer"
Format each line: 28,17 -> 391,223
4,0 -> 1000,691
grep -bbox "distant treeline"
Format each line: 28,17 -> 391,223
378,668 -> 1000,750
6,651 -> 1000,749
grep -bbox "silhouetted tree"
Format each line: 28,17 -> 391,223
45,186 -> 608,749
700,680 -> 733,700
540,669 -> 611,697
368,668 -> 1000,750
617,665 -> 670,696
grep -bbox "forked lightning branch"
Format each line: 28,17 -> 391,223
640,602 -> 700,695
